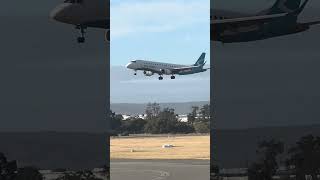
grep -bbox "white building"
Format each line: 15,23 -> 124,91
178,114 -> 188,122
138,114 -> 147,119
121,114 -> 131,120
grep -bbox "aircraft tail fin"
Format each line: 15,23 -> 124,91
269,0 -> 302,14
194,53 -> 206,66
292,0 -> 309,15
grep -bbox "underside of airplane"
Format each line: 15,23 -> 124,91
211,0 -> 320,43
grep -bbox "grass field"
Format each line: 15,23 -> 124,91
110,135 -> 209,160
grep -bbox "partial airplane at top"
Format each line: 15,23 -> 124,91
211,0 -> 320,43
126,53 -> 209,80
50,0 -> 109,43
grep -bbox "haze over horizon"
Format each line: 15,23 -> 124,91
212,0 -> 320,129
111,65 -> 210,103
110,0 -> 210,104
0,0 -> 320,131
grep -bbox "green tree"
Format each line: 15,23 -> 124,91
174,121 -> 194,134
193,122 -> 210,133
15,167 -> 43,180
286,134 -> 320,180
144,108 -> 179,134
187,106 -> 199,125
198,104 -> 210,123
109,110 -> 123,135
56,170 -> 102,180
248,139 -> 284,180
121,117 -> 147,134
0,152 -> 17,180
145,102 -> 161,120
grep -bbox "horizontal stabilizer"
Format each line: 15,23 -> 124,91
302,20 -> 320,26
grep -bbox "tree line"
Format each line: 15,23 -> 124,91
0,152 -> 107,180
110,102 -> 211,135
212,134 -> 320,180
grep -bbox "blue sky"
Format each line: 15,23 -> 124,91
110,0 -> 210,66
110,0 -> 210,103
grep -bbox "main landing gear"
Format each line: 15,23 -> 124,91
76,25 -> 86,43
158,75 -> 175,80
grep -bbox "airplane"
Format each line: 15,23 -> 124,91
211,0 -> 320,43
126,53 -> 209,80
50,0 -> 109,43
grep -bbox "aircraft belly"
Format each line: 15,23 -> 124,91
177,68 -> 195,75
84,19 -> 109,29
221,25 -> 260,36
140,65 -> 160,74
213,16 -> 300,43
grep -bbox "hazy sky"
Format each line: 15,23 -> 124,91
1,0 -> 319,129
111,0 -> 210,66
212,0 -> 320,129
0,0 -> 108,132
110,0 -> 210,103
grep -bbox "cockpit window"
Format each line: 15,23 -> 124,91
64,0 -> 82,3
131,60 -> 136,63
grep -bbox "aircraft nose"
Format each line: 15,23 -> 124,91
50,4 -> 73,23
126,63 -> 132,69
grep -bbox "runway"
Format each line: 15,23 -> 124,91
110,159 -> 210,180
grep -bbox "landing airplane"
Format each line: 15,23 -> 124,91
211,0 -> 320,43
50,0 -> 109,43
126,53 -> 209,80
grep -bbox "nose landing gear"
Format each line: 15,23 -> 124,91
170,75 -> 175,79
158,76 -> 163,80
76,25 -> 86,43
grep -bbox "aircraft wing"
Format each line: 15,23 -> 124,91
211,13 -> 288,26
303,20 -> 320,26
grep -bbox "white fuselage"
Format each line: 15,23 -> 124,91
126,53 -> 207,79
211,9 -> 251,20
50,0 -> 109,28
126,60 -> 187,74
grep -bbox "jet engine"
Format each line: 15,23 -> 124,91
160,69 -> 172,75
144,71 -> 154,76
105,30 -> 110,42
294,24 -> 310,33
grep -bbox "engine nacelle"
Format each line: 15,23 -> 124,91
144,71 -> 154,76
105,30 -> 110,42
295,24 -> 310,33
160,69 -> 172,75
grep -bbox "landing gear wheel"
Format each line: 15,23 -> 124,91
77,37 -> 85,43
170,75 -> 175,79
134,73 -> 137,75
158,76 -> 163,80
76,25 -> 86,43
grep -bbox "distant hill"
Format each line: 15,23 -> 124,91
111,101 -> 210,115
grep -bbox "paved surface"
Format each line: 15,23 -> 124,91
110,160 -> 210,180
